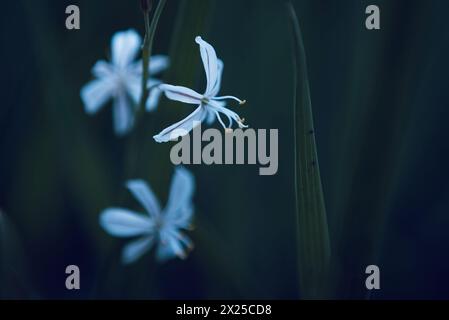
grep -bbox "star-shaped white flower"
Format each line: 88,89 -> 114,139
81,29 -> 169,136
100,166 -> 195,264
153,36 -> 247,143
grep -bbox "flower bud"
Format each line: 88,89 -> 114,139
140,0 -> 152,14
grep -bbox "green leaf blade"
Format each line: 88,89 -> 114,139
287,2 -> 331,299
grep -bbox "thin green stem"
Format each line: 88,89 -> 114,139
139,0 -> 167,114
140,13 -> 151,112
124,0 -> 167,179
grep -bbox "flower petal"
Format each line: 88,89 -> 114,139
113,91 -> 134,136
92,60 -> 114,78
168,205 -> 194,230
206,110 -> 216,124
122,236 -> 154,264
165,166 -> 195,226
205,100 -> 224,124
146,84 -> 163,112
160,84 -> 202,104
153,106 -> 207,143
126,179 -> 161,217
100,208 -> 154,237
80,79 -> 114,114
156,242 -> 177,262
131,55 -> 169,75
111,29 -> 141,68
195,36 -> 219,96
209,59 -> 224,97
156,231 -> 190,262
124,74 -> 142,104
149,55 -> 169,75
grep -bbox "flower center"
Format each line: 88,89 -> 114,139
201,96 -> 210,105
154,216 -> 164,230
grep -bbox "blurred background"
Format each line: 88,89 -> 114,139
1,0 -> 449,299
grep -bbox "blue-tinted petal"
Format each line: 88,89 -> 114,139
156,238 -> 182,262
206,109 -> 216,124
160,84 -> 202,104
209,59 -> 224,97
126,180 -> 161,217
153,106 -> 207,143
122,236 -> 154,264
80,79 -> 114,114
131,55 -> 169,75
149,55 -> 169,75
155,242 -> 177,262
165,166 -> 195,226
100,208 -> 154,237
92,60 -> 113,78
146,81 -> 163,112
195,36 -> 219,96
111,29 -> 141,68
124,74 -> 142,104
112,91 -> 134,136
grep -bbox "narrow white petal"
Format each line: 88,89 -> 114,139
195,36 -> 219,95
167,205 -> 194,230
209,59 -> 224,97
153,106 -> 207,143
111,29 -> 141,67
113,91 -> 134,136
156,242 -> 177,262
92,60 -> 114,78
146,85 -> 163,112
132,55 -> 169,75
124,74 -> 142,104
165,166 -> 195,224
80,79 -> 114,114
100,208 -> 154,237
149,55 -> 169,75
126,179 -> 161,217
166,235 -> 187,259
156,230 -> 190,262
160,84 -> 202,104
122,236 -> 154,264
125,77 -> 162,111
206,110 -> 216,124
205,100 -> 224,124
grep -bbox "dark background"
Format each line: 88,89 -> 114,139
1,0 -> 449,299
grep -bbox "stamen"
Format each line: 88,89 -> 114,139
237,119 -> 248,128
212,95 -> 246,104
186,242 -> 194,251
214,111 -> 227,130
175,250 -> 187,259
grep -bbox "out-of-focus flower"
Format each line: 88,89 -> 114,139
100,166 -> 195,264
81,29 -> 168,136
153,36 -> 247,143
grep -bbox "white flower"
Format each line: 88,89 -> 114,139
99,166 -> 195,264
81,29 -> 169,136
153,36 -> 247,143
